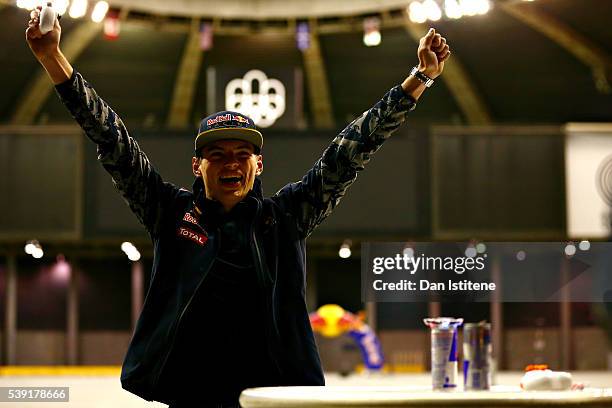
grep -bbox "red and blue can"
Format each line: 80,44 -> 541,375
463,322 -> 492,390
424,317 -> 463,390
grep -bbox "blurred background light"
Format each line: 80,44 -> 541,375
423,0 -> 442,21
296,21 -> 310,51
409,0 -> 489,22
464,245 -> 477,258
444,0 -> 463,19
402,245 -> 414,258
339,240 -> 352,258
91,0 -> 108,22
363,17 -> 381,47
408,1 -> 428,23
68,0 -> 87,18
54,0 -> 70,15
121,241 -> 141,262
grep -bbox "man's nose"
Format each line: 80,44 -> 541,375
223,156 -> 240,168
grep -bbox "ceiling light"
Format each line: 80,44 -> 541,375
408,1 -> 428,23
423,0 -> 442,21
444,0 -> 463,19
69,0 -> 87,18
339,240 -> 352,259
91,1 -> 109,23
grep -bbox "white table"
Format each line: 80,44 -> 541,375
240,385 -> 612,407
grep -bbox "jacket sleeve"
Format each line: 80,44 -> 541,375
55,70 -> 178,237
273,85 -> 417,238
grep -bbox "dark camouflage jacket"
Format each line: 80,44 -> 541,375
55,70 -> 416,403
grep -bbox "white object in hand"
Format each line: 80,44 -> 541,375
39,6 -> 57,35
521,369 -> 573,391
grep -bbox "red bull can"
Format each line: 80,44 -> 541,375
463,322 -> 492,390
424,317 -> 463,390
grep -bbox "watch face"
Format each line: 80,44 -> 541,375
410,67 -> 433,87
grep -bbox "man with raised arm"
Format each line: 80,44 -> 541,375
26,5 -> 450,408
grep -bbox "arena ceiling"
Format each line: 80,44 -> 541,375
1,0 -> 611,128
108,0 -> 411,19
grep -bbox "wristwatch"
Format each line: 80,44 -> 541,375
410,66 -> 435,88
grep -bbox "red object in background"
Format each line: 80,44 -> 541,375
309,314 -> 326,329
363,17 -> 380,36
104,10 -> 120,40
524,364 -> 549,372
200,22 -> 213,51
338,313 -> 355,330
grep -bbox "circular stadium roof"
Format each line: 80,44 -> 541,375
108,0 -> 409,19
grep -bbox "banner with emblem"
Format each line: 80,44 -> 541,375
207,67 -> 303,130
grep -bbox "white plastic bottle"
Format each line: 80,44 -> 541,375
39,4 -> 57,35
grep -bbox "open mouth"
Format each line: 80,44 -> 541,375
220,176 -> 243,186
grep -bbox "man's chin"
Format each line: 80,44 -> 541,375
214,184 -> 251,199
218,189 -> 246,199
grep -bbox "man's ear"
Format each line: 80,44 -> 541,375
255,154 -> 263,176
192,157 -> 202,177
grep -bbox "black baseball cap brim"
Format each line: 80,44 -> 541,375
194,127 -> 263,153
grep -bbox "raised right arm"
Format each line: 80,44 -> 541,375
26,5 -> 72,84
26,6 -> 178,237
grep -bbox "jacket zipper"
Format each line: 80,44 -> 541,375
250,198 -> 283,376
152,228 -> 219,389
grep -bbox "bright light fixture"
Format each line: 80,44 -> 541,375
339,240 -> 352,259
24,242 -> 36,255
127,249 -> 141,262
459,0 -> 479,16
444,0 -> 463,19
69,0 -> 87,18
121,242 -> 134,252
91,1 -> 109,23
54,0 -> 70,15
16,0 -> 37,10
423,0 -> 442,21
363,30 -> 381,47
408,1 -> 428,23
32,247 -> 44,259
475,0 -> 490,15
121,242 -> 141,262
25,240 -> 44,258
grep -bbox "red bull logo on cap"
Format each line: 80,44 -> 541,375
206,114 -> 250,127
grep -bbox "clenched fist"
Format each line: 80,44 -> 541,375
417,28 -> 451,79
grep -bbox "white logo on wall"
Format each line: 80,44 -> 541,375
565,124 -> 612,238
225,70 -> 286,128
596,154 -> 612,207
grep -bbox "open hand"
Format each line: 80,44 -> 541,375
417,28 -> 450,79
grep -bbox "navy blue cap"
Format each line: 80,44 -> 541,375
195,111 -> 263,154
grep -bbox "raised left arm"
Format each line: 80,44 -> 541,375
274,28 -> 451,238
